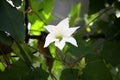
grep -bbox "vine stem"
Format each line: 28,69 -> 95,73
24,0 -> 47,43
25,0 -> 30,43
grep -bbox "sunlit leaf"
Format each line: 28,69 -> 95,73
52,60 -> 63,79
30,20 -> 44,35
87,12 -> 99,26
0,62 -> 5,71
28,0 -> 55,24
28,0 -> 55,36
49,43 -> 56,58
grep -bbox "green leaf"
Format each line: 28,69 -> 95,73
28,0 -> 54,24
12,42 -> 33,67
0,31 -> 13,46
0,60 -> 49,80
82,54 -> 112,80
28,67 -> 49,80
88,0 -> 105,15
52,60 -> 63,79
11,0 -> 22,7
30,20 -> 45,35
60,68 -> 79,80
105,18 -> 120,39
0,0 -> 25,43
28,0 -> 55,35
0,62 -> 5,71
66,33 -> 94,57
114,1 -> 120,10
101,40 -> 120,66
0,60 -> 31,80
69,3 -> 81,27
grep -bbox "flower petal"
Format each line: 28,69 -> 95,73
44,34 -> 56,47
67,27 -> 80,36
44,25 -> 56,33
65,37 -> 78,47
57,17 -> 69,28
55,39 -> 65,50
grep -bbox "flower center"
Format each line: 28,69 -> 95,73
56,35 -> 63,41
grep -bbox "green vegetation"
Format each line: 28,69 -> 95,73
0,0 -> 120,80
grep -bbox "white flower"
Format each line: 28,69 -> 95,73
44,18 -> 79,50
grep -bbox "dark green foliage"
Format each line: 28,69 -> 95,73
0,0 -> 25,43
0,31 -> 13,46
88,0 -> 105,15
106,0 -> 115,5
60,68 -> 79,80
0,60 -> 49,80
82,54 -> 113,80
66,33 -> 94,57
101,40 -> 120,66
11,0 -> 22,7
114,1 -> 120,10
106,18 -> 120,39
